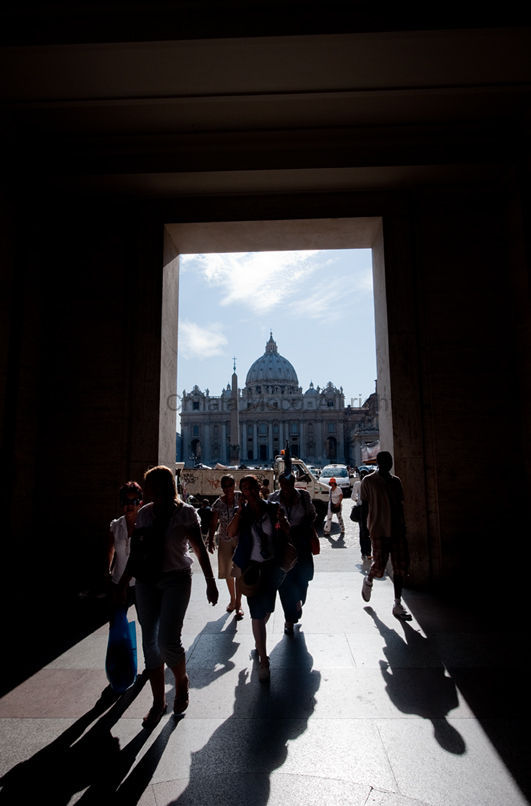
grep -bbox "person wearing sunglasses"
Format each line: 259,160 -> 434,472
208,474 -> 244,618
106,480 -> 143,609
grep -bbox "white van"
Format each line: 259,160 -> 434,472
318,464 -> 352,497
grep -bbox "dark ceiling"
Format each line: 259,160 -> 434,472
1,1 -> 531,45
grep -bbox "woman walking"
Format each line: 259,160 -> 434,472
123,465 -> 218,728
208,474 -> 244,618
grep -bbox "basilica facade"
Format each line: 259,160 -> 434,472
179,334 -> 379,468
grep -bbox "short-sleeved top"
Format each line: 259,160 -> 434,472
109,515 -> 134,585
135,501 -> 200,572
328,486 -> 343,509
212,492 -> 242,542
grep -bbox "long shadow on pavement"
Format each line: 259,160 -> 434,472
0,673 -> 151,804
169,631 -> 321,805
365,606 -> 466,754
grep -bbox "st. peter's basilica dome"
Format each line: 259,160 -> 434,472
245,333 -> 298,387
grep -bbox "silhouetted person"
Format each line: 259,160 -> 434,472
208,474 -> 244,618
260,478 -> 271,499
360,451 -> 411,620
106,481 -> 143,611
269,470 -> 317,635
352,468 -> 372,560
121,465 -> 218,729
229,474 -> 290,682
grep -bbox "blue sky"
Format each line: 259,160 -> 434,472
177,249 -> 376,426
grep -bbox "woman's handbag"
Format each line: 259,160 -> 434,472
105,607 -> 137,693
280,540 -> 298,573
239,562 -> 264,597
350,504 -> 362,523
330,502 -> 341,513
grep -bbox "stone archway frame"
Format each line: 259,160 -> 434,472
162,216 -> 391,466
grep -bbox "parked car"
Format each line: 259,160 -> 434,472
357,464 -> 377,476
318,464 -> 352,497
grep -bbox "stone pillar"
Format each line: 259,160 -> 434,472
159,229 -> 180,468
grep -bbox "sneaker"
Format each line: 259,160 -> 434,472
258,658 -> 270,682
392,601 -> 412,620
362,576 -> 373,602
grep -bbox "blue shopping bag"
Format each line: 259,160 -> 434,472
105,607 -> 138,693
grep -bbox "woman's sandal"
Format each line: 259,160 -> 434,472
173,674 -> 190,715
235,608 -> 244,620
142,703 -> 167,730
284,622 -> 294,636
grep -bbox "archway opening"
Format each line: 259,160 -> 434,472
161,218 -> 390,473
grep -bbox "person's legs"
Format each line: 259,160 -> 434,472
249,565 -> 283,679
219,539 -> 240,611
225,576 -> 237,610
135,581 -> 167,725
390,534 -> 411,620
252,615 -> 271,680
157,572 -> 192,710
362,536 -> 388,602
279,564 -> 307,632
135,581 -> 163,670
337,509 -> 345,534
359,521 -> 372,558
252,616 -> 268,662
146,664 -> 166,710
393,575 -> 404,600
278,569 -> 299,632
234,577 -> 243,615
324,510 -> 332,534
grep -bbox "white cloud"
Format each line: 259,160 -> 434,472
181,251 -> 321,313
179,320 -> 228,360
291,266 -> 373,323
181,251 -> 373,320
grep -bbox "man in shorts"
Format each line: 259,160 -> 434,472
360,451 -> 411,620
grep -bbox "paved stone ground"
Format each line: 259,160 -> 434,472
1,501 -> 530,805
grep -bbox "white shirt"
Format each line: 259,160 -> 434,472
135,501 -> 201,572
249,511 -> 275,563
109,515 -> 134,585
